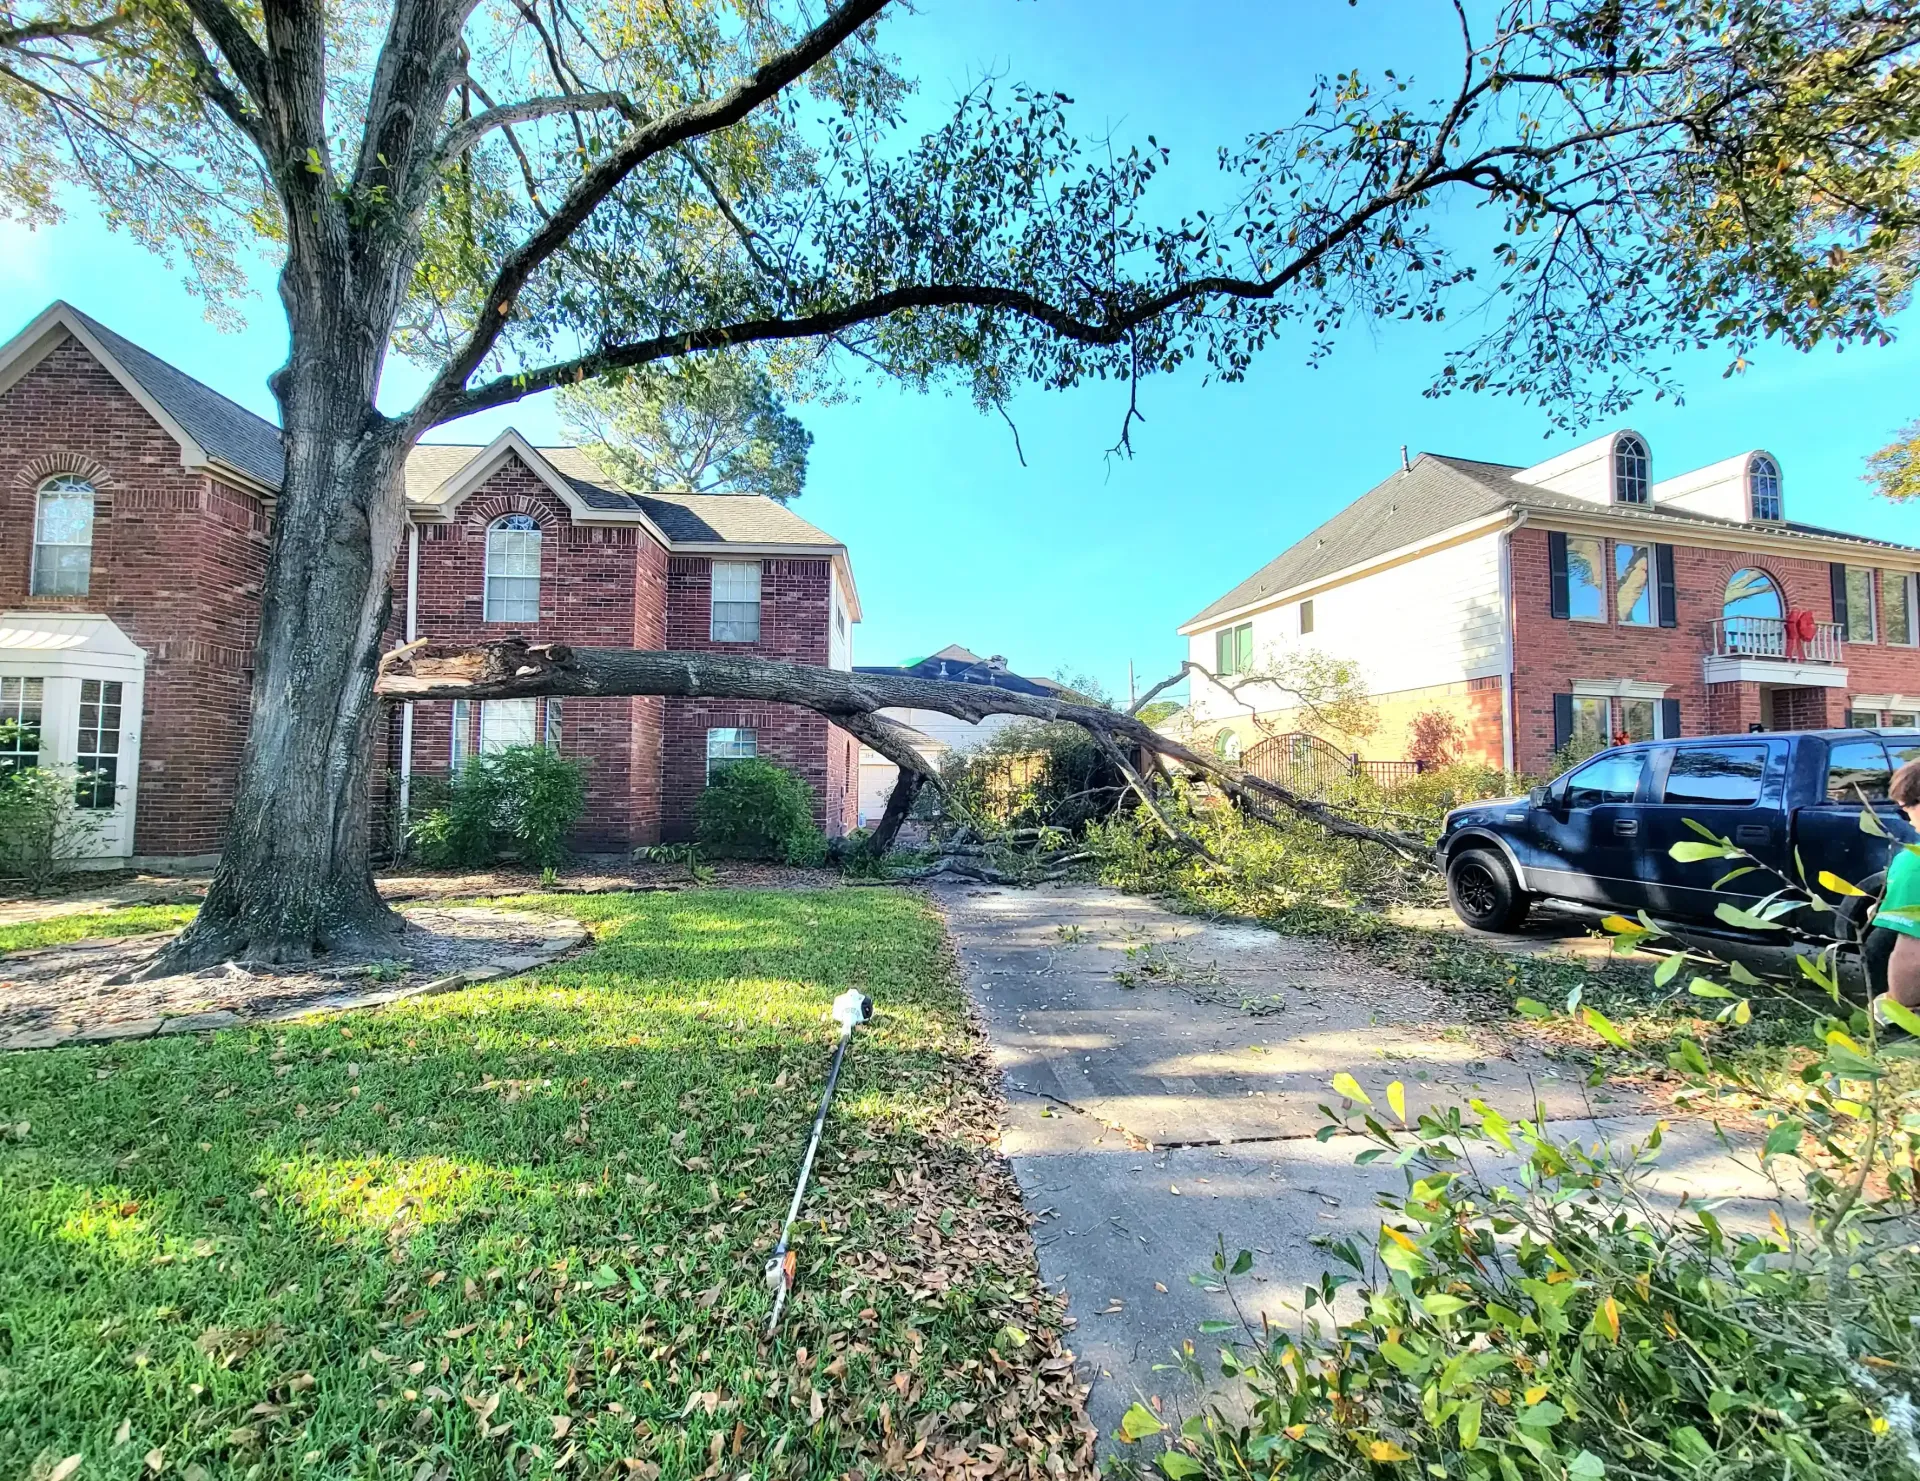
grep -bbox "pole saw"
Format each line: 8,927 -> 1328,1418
764,988 -> 873,1337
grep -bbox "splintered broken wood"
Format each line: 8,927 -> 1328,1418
379,637 -> 578,689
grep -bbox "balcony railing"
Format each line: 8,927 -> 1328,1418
1710,616 -> 1844,664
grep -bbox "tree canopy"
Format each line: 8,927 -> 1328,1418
1867,419 -> 1920,502
558,354 -> 812,501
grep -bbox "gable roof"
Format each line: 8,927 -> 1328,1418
855,648 -> 1060,697
403,434 -> 860,615
1181,452 -> 1920,631
0,301 -> 284,491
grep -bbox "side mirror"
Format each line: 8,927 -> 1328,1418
1528,786 -> 1549,809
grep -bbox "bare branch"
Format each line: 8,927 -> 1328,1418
436,89 -> 629,163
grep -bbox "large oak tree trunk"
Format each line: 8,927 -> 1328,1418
157,297 -> 414,971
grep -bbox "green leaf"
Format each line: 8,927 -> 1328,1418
1687,978 -> 1735,999
1859,808 -> 1891,838
1331,1072 -> 1371,1106
1158,1456 -> 1203,1479
1517,1401 -> 1565,1429
1568,1450 -> 1606,1481
1119,1403 -> 1164,1442
1669,841 -> 1735,862
1422,1293 -> 1469,1318
1728,959 -> 1763,987
1457,1397 -> 1483,1450
1230,1248 -> 1254,1275
1515,997 -> 1551,1019
1762,1119 -> 1805,1159
1196,1319 -> 1236,1335
1681,817 -> 1730,843
1652,952 -> 1682,987
1583,1006 -> 1629,1049
1879,997 -> 1920,1038
1713,865 -> 1759,889
1670,1426 -> 1713,1462
1715,902 -> 1783,931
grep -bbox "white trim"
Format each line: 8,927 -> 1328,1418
399,524 -> 419,831
1498,520 -> 1519,773
1571,679 -> 1672,700
0,306 -> 278,497
1702,657 -> 1851,688
1849,694 -> 1920,712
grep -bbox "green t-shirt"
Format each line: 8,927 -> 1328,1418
1878,844 -> 1920,940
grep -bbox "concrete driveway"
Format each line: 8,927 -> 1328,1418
931,880 -> 1778,1451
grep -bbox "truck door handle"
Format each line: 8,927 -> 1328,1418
1736,825 -> 1770,845
1613,819 -> 1639,837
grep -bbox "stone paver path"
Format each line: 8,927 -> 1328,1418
932,881 -> 1781,1451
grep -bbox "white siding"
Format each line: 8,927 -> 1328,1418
1188,532 -> 1507,723
828,566 -> 853,671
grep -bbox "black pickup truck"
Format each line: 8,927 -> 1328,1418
1437,728 -> 1920,937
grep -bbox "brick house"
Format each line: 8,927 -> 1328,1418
0,301 -> 861,867
1179,430 -> 1920,776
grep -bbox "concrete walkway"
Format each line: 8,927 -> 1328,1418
931,881 -> 1779,1449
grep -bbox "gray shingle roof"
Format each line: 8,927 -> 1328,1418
65,304 -> 285,489
402,441 -> 844,548
1183,452 -> 1920,628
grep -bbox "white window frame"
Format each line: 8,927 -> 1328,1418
1749,456 -> 1783,521
1614,541 -> 1657,627
449,698 -> 471,773
705,726 -> 757,780
1845,566 -> 1878,644
32,475 -> 96,597
1299,599 -> 1314,636
1884,571 -> 1916,647
0,676 -> 45,774
1215,622 -> 1253,676
1613,435 -> 1650,505
1570,680 -> 1673,745
710,560 -> 762,643
484,514 -> 542,623
1566,534 -> 1607,623
479,697 -> 538,753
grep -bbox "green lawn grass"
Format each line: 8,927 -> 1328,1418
0,903 -> 199,955
0,888 -> 1088,1478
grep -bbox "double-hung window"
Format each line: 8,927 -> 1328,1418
1565,535 -> 1605,622
706,726 -> 757,779
1214,622 -> 1253,676
1614,542 -> 1656,626
1884,571 -> 1916,646
479,698 -> 538,752
484,514 -> 542,622
32,475 -> 95,596
1845,566 -> 1878,643
711,561 -> 762,642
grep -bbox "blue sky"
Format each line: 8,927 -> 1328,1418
5,0 -> 1918,701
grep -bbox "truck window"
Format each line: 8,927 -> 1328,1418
1827,738 -> 1893,803
1564,752 -> 1644,808
1664,744 -> 1767,806
1888,736 -> 1920,771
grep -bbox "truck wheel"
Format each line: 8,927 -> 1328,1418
1447,849 -> 1529,933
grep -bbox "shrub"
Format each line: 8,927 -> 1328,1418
1406,708 -> 1463,767
695,758 -> 827,865
407,745 -> 586,869
0,766 -> 111,887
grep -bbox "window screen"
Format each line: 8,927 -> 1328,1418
1564,752 -> 1644,807
1664,745 -> 1768,806
1827,738 -> 1892,803
480,698 -> 537,752
706,726 -> 757,779
711,561 -> 762,642
74,678 -> 122,808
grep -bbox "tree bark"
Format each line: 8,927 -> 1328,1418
376,638 -> 1436,863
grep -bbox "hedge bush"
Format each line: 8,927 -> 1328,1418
695,758 -> 827,865
408,745 -> 586,869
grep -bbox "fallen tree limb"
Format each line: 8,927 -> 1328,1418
375,639 -> 1435,865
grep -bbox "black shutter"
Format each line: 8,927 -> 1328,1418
1549,532 -> 1570,620
1832,563 -> 1850,637
1656,544 -> 1678,628
1553,693 -> 1574,753
1661,697 -> 1681,740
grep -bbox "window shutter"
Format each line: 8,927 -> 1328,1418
1655,545 -> 1678,628
1661,698 -> 1681,740
1832,563 -> 1850,637
1553,693 -> 1573,753
1548,532 -> 1570,620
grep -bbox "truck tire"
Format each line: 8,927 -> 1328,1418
1447,848 -> 1530,933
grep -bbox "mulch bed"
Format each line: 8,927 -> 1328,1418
0,904 -> 586,1050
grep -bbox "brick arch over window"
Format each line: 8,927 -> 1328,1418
461,491 -> 557,533
12,452 -> 115,495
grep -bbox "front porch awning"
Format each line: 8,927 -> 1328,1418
0,611 -> 147,671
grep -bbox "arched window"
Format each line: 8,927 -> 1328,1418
32,475 -> 96,595
1723,567 -> 1784,622
1613,434 -> 1650,505
1214,730 -> 1243,762
1749,455 -> 1782,521
484,513 -> 541,622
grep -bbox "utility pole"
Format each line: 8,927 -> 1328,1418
1128,660 -> 1136,709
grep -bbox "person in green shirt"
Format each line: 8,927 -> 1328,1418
1872,760 -> 1920,1022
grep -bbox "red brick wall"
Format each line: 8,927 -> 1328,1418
661,554 -> 848,839
1511,524 -> 1918,773
397,453 -> 666,850
0,337 -> 268,858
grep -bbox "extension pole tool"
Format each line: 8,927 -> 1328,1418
764,988 -> 873,1336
